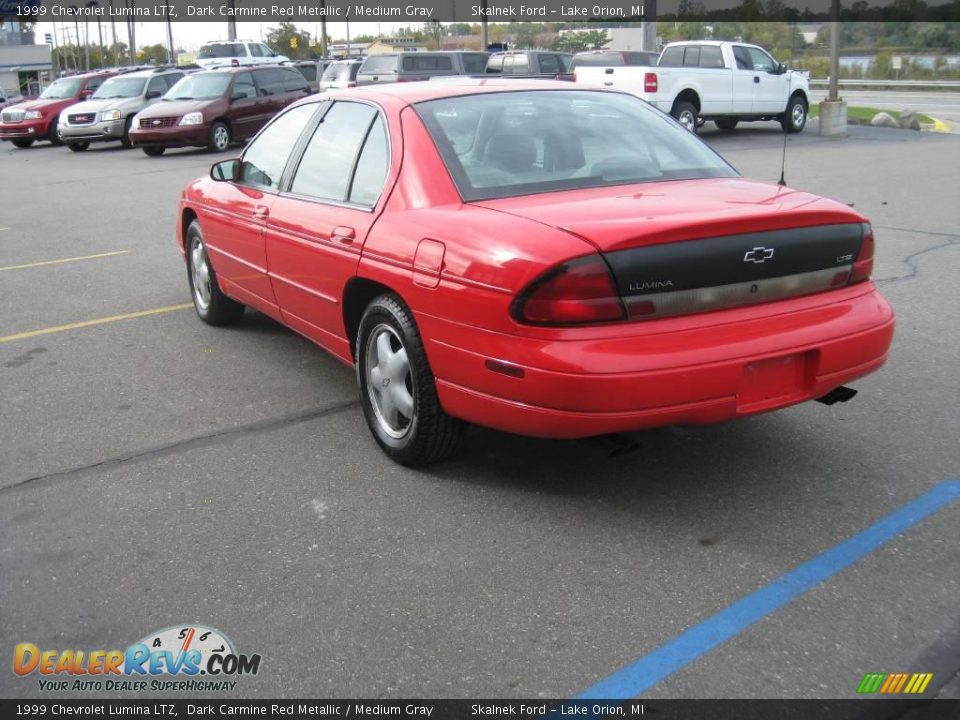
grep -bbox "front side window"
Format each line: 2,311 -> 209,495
732,46 -> 752,70
146,76 -> 167,95
239,104 -> 318,190
290,102 -> 380,203
415,90 -> 737,202
700,46 -> 725,69
746,47 -> 776,72
361,56 -> 398,75
231,72 -> 255,99
539,54 -> 561,74
198,43 -> 244,59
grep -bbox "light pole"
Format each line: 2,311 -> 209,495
87,2 -> 103,68
109,0 -> 117,66
166,10 -> 175,65
819,0 -> 847,137
227,1 -> 237,40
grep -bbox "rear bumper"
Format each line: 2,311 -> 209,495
424,284 -> 895,438
129,124 -> 208,148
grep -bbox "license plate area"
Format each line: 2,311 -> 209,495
738,351 -> 816,411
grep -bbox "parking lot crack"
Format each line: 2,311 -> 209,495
1,400 -> 359,494
873,227 -> 960,286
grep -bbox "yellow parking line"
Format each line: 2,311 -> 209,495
0,250 -> 129,272
0,304 -> 193,344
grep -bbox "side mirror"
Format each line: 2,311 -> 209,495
210,158 -> 240,182
146,90 -> 161,100
777,63 -> 787,74
80,89 -> 93,99
231,90 -> 248,101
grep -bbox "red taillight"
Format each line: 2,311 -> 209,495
231,59 -> 239,67
849,222 -> 874,284
512,255 -> 626,326
644,72 -> 658,93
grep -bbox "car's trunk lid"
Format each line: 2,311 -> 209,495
476,178 -> 869,320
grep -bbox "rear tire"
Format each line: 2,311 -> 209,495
207,121 -> 230,153
11,138 -> 34,148
142,145 -> 165,156
68,142 -> 90,152
356,295 -> 466,466
672,101 -> 699,133
781,94 -> 808,133
715,117 -> 739,131
185,219 -> 244,326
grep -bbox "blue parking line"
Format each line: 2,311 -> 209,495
576,480 -> 960,699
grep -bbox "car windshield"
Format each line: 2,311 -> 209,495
164,74 -> 231,100
40,78 -> 84,99
92,77 -> 146,99
415,90 -> 738,202
198,43 -> 244,59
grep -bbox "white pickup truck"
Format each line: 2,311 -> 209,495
575,40 -> 811,134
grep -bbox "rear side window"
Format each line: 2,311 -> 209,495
298,65 -> 317,82
503,54 -> 529,74
360,55 -> 398,74
462,53 -> 487,73
254,68 -> 286,96
239,104 -> 317,190
402,55 -> 453,72
348,117 -> 389,206
281,68 -> 308,93
659,47 -> 684,67
291,102 -> 379,203
572,52 -> 622,68
699,46 -> 725,68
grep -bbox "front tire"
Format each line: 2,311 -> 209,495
11,138 -> 34,148
207,121 -> 230,153
142,145 -> 165,156
68,142 -> 90,152
356,295 -> 466,466
672,101 -> 699,133
120,117 -> 134,149
781,94 -> 808,133
48,116 -> 63,146
186,220 -> 244,326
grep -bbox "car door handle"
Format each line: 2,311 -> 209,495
754,76 -> 760,83
253,206 -> 269,219
332,226 -> 356,244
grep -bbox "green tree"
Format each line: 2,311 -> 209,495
137,44 -> 169,65
553,29 -> 610,52
266,22 -> 312,59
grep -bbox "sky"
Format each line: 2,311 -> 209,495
33,21 -> 410,52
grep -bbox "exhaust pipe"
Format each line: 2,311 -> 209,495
816,386 -> 858,406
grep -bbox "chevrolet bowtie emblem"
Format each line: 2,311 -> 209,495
744,246 -> 775,263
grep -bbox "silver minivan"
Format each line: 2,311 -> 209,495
356,51 -> 489,85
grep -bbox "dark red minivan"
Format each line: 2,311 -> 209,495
129,66 -> 310,156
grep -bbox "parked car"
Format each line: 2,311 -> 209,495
485,50 -> 573,78
129,66 -> 310,156
569,49 -> 659,70
0,86 -> 27,112
291,59 -> 334,93
58,68 -> 185,151
196,40 -> 290,69
176,82 -> 894,465
318,59 -> 362,91
356,51 -> 489,85
0,70 -> 118,148
575,40 -> 811,133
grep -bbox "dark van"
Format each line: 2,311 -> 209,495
129,66 -> 310,156
356,51 -> 489,85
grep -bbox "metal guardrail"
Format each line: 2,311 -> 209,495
809,79 -> 960,89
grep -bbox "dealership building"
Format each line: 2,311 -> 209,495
1,18 -> 52,97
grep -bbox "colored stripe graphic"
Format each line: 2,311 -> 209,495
857,673 -> 886,693
576,481 -> 960,699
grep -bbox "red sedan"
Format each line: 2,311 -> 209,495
177,81 -> 894,465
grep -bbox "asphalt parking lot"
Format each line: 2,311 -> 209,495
1,121 -> 958,701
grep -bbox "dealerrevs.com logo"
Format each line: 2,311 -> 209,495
14,625 -> 262,692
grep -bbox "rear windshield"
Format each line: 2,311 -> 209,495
360,56 -> 397,74
461,53 -> 488,74
199,43 -> 245,59
415,90 -> 737,202
164,74 -> 231,101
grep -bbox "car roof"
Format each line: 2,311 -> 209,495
309,78 -> 612,105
